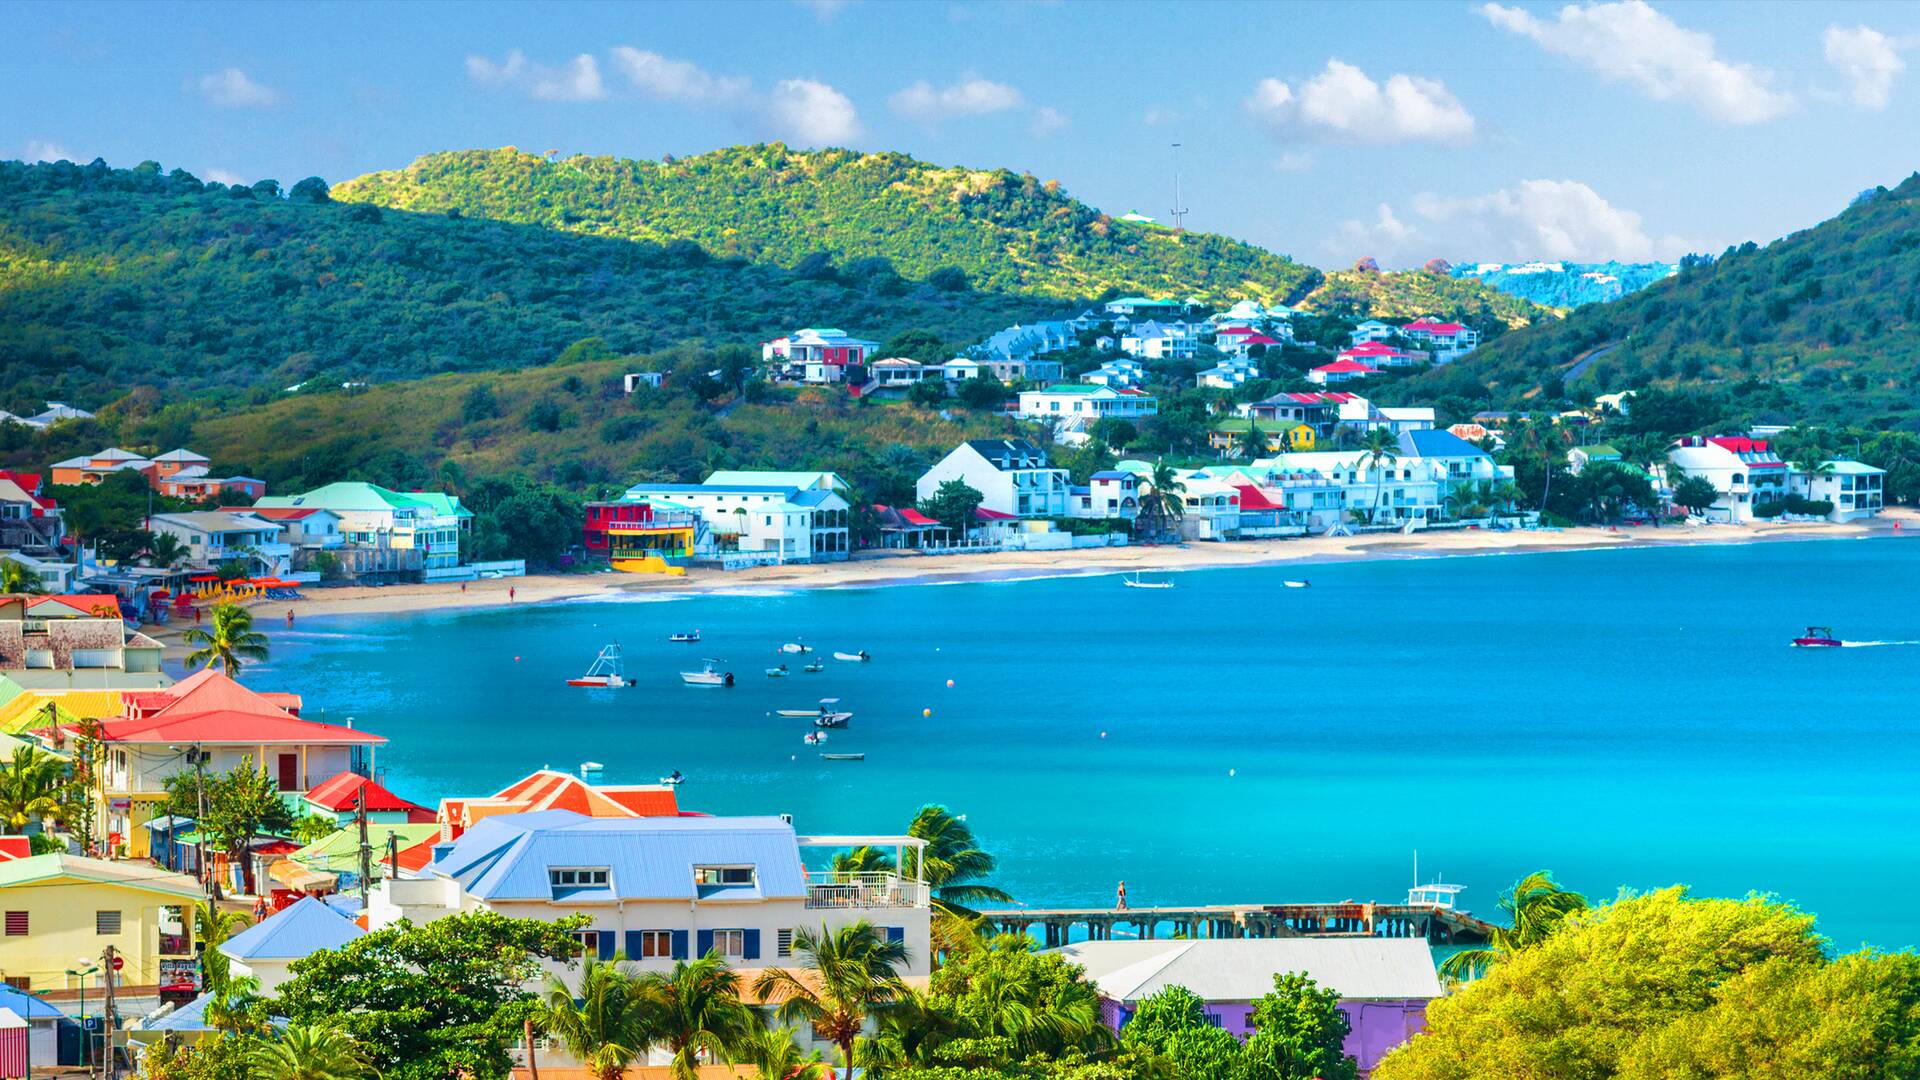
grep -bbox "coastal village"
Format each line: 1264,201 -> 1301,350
0,296 -> 1906,1079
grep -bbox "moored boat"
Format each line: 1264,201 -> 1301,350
659,770 -> 685,785
1793,625 -> 1842,647
1123,572 -> 1174,589
803,659 -> 825,673
766,664 -> 790,678
833,650 -> 871,662
567,643 -> 631,688
680,660 -> 734,687
781,642 -> 811,654
669,630 -> 701,643
803,731 -> 828,746
820,752 -> 865,762
1283,580 -> 1311,589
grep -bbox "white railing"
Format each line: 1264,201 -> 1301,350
805,873 -> 930,910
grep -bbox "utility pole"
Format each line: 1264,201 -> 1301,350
100,945 -> 118,1080
192,746 -> 214,900
356,784 -> 372,912
1170,142 -> 1189,233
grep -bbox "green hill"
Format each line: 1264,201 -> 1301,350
0,157 -> 1037,407
1414,175 -> 1920,428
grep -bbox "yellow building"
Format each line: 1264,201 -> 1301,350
0,854 -> 201,991
1207,419 -> 1314,455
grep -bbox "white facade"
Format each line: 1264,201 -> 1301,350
1795,460 -> 1885,522
1350,321 -> 1395,344
1016,385 -> 1159,423
1197,360 -> 1259,390
147,512 -> 292,574
622,479 -> 851,563
918,439 -> 1071,519
1666,436 -> 1790,523
1082,359 -> 1146,389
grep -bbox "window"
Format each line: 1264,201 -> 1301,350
549,867 -> 610,889
693,866 -> 755,886
573,930 -> 604,955
777,928 -> 794,958
4,911 -> 25,936
96,910 -> 122,935
635,930 -> 674,958
711,928 -> 745,957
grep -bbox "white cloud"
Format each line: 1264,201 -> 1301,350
608,47 -> 748,103
24,140 -> 79,163
796,0 -> 852,19
1031,105 -> 1068,137
760,79 -> 862,145
1243,60 -> 1474,144
195,67 -> 280,108
1478,1 -> 1792,125
1335,179 -> 1668,265
1271,151 -> 1315,173
889,77 -> 1025,121
1824,26 -> 1904,109
465,50 -> 605,102
204,168 -> 249,186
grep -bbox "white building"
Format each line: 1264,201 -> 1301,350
1082,359 -> 1146,389
1196,360 -> 1260,390
1209,300 -> 1295,326
1666,436 -> 1790,523
1794,460 -> 1886,522
1072,471 -> 1140,520
1016,385 -> 1159,424
1350,320 -> 1396,345
939,357 -> 984,381
1119,321 -> 1198,361
1400,318 -> 1481,360
219,895 -> 365,994
147,511 -> 292,575
1306,359 -> 1382,385
625,471 -> 851,563
865,357 -> 931,389
918,439 -> 1070,519
370,811 -> 933,984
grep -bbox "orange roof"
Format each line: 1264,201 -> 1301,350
443,770 -> 680,829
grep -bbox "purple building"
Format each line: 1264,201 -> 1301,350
1054,938 -> 1443,1076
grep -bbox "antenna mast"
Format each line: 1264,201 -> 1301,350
1170,143 -> 1188,232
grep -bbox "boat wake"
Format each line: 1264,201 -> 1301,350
1840,639 -> 1920,648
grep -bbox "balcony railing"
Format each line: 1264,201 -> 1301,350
804,872 -> 930,910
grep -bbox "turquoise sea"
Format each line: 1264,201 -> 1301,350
247,538 -> 1920,950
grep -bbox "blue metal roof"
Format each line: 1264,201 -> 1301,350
0,986 -> 62,1021
1398,429 -> 1488,459
144,993 -> 287,1033
219,895 -> 365,961
432,810 -> 807,902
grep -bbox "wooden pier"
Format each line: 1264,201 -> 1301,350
977,900 -> 1496,949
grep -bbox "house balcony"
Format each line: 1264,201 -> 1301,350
803,872 -> 930,910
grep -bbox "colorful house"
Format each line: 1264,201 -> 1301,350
301,771 -> 434,825
436,769 -> 683,843
1208,419 -> 1315,455
582,498 -> 699,574
1337,342 -> 1424,368
1055,938 -> 1443,1077
0,471 -> 62,553
218,894 -> 365,994
872,505 -> 949,549
0,854 -> 201,990
761,328 -> 880,384
253,482 -> 472,572
622,472 -> 852,565
1666,436 -> 1790,523
917,439 -> 1071,520
1307,358 -> 1382,385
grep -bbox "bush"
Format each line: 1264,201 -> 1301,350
1752,502 -> 1787,518
1782,495 -> 1834,516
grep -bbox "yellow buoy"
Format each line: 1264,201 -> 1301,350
922,708 -> 932,718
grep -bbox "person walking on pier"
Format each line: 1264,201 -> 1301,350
1116,880 -> 1128,910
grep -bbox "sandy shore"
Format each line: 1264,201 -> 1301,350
202,507 -> 1916,624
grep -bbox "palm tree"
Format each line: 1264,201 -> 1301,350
195,900 -> 254,992
1140,460 -> 1186,539
734,1025 -> 830,1080
182,602 -> 270,676
1358,428 -> 1400,525
1239,422 -> 1268,462
0,558 -> 42,595
858,985 -> 958,1072
635,953 -> 754,1080
754,921 -> 910,1079
145,532 -> 188,569
907,805 -> 1012,916
1437,870 -> 1588,983
831,845 -> 897,877
535,956 -> 654,1080
247,1022 -> 381,1079
0,746 -> 66,834
205,973 -> 267,1036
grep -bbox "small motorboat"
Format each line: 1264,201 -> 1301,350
668,630 -> 701,643
780,642 -> 811,654
766,664 -> 790,678
681,660 -> 734,687
1283,580 -> 1311,589
579,761 -> 604,774
803,659 -> 825,673
659,770 -> 685,786
803,731 -> 828,746
567,643 -> 632,688
833,650 -> 871,662
820,752 -> 865,762
814,711 -> 851,728
1792,625 -> 1843,647
1123,572 -> 1174,589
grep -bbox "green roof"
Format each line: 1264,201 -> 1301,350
256,481 -> 471,518
0,853 -> 204,899
0,676 -> 22,710
1581,444 -> 1622,458
1038,384 -> 1103,395
1823,460 -> 1885,475
1210,419 -> 1305,434
291,824 -> 442,875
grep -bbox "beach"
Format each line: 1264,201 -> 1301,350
240,507 -> 1919,621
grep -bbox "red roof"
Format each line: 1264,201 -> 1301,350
0,471 -> 44,500
26,594 -> 122,617
972,506 -> 1017,521
222,506 -> 322,521
897,507 -> 938,526
1405,319 -> 1466,334
131,667 -> 304,721
1341,342 -> 1403,356
1279,391 -> 1354,405
1237,334 -> 1280,346
1233,484 -> 1286,512
1314,359 -> 1381,373
96,708 -> 386,746
304,771 -> 429,815
1707,436 -> 1773,454
488,770 -> 680,819
1215,325 -> 1257,337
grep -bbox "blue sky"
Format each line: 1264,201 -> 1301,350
6,0 -> 1919,268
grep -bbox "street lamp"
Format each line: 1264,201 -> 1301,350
66,958 -> 99,1075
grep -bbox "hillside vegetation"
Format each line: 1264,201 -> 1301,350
1418,174 -> 1920,429
0,158 -> 1036,406
1304,267 -> 1547,327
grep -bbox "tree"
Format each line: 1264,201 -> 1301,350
145,531 -> 189,569
922,932 -> 1111,1063
0,558 -> 43,594
1088,418 -> 1137,450
909,379 -> 950,407
273,911 -> 585,1080
755,920 -> 911,1079
1672,474 -> 1722,516
831,845 -> 897,876
536,956 -> 654,1080
927,266 -> 970,292
1358,428 -> 1401,524
182,602 -> 269,676
163,757 -> 294,897
919,479 -> 984,536
1241,973 -> 1357,1080
247,1023 -> 380,1079
881,329 -> 951,364
0,746 -> 66,834
1436,870 -> 1588,982
1240,422 -> 1269,461
637,952 -> 755,1080
735,1025 -> 831,1080
288,177 -> 331,204
1120,985 -> 1241,1080
462,383 -> 500,422
908,805 -> 1012,916
955,375 -> 1009,410
195,900 -> 254,992
1138,460 -> 1186,539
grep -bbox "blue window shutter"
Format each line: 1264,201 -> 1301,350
625,931 -> 644,960
597,932 -> 615,961
696,929 -> 714,957
743,929 -> 761,960
886,926 -> 905,944
671,930 -> 688,960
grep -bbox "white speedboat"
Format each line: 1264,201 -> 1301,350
579,761 -> 604,774
814,711 -> 851,728
659,770 -> 685,786
567,643 -> 631,687
833,650 -> 871,662
803,659 -> 825,673
780,642 -> 811,654
669,630 -> 700,643
1123,572 -> 1174,589
766,664 -> 790,678
680,660 -> 734,687
1283,580 -> 1311,589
